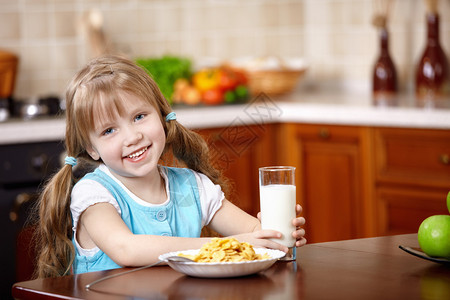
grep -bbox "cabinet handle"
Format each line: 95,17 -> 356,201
318,128 -> 330,139
440,154 -> 449,165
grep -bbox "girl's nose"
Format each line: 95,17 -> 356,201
123,127 -> 143,146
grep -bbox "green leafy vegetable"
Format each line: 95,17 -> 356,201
136,56 -> 192,104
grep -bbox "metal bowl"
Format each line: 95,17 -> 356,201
20,103 -> 49,119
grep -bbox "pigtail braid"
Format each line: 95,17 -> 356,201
32,164 -> 76,278
165,120 -> 229,194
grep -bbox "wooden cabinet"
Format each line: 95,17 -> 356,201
374,127 -> 450,235
175,122 -> 449,243
195,124 -> 277,217
276,123 -> 376,243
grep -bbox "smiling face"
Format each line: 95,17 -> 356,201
87,91 -> 166,182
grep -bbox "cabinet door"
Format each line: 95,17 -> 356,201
374,127 -> 450,235
196,124 -> 276,217
278,124 -> 374,243
377,187 -> 449,235
374,128 -> 450,187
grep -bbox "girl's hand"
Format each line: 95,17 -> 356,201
256,204 -> 307,248
232,230 -> 290,253
293,204 -> 307,247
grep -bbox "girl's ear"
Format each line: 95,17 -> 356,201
86,145 -> 100,160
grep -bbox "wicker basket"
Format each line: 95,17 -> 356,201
247,68 -> 306,96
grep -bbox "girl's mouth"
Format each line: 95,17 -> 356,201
127,146 -> 148,159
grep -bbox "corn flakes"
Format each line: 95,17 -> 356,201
179,238 -> 270,263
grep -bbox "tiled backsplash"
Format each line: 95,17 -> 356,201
1,0 -> 449,99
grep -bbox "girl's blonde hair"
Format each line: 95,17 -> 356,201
33,55 -> 226,278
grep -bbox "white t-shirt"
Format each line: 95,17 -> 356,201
70,164 -> 224,256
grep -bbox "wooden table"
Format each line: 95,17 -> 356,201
12,234 -> 450,300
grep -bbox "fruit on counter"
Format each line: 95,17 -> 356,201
234,84 -> 249,99
136,56 -> 192,104
217,68 -> 239,92
172,79 -> 201,105
192,69 -> 221,92
181,86 -> 202,106
224,90 -> 236,103
202,88 -> 224,105
173,65 -> 249,106
223,85 -> 248,104
173,77 -> 190,94
447,191 -> 450,213
417,214 -> 450,259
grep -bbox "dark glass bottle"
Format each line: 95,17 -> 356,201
372,27 -> 398,106
415,13 -> 450,108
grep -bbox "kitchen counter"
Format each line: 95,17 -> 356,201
1,91 -> 450,145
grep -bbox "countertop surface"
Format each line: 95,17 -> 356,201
1,91 -> 450,145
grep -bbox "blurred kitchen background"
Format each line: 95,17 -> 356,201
1,0 -> 449,100
2,1 -> 450,298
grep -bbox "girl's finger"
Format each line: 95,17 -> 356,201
292,216 -> 306,226
258,239 -> 289,253
295,237 -> 307,247
255,229 -> 282,239
293,228 -> 306,239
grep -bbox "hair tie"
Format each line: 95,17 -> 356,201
65,156 -> 78,167
165,112 -> 176,122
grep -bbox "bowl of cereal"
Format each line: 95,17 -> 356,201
158,238 -> 286,278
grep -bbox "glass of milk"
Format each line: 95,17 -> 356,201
259,166 -> 297,261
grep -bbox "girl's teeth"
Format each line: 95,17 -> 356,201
128,147 -> 147,158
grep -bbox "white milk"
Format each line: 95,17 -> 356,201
259,184 -> 296,247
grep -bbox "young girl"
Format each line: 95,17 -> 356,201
33,55 -> 306,278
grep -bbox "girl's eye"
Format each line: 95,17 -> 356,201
102,128 -> 115,136
134,114 -> 145,122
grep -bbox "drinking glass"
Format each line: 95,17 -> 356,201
259,166 -> 297,261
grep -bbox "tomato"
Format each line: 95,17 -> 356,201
218,69 -> 239,92
202,88 -> 224,105
233,68 -> 249,85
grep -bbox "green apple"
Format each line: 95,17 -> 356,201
447,191 -> 450,214
418,215 -> 450,259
